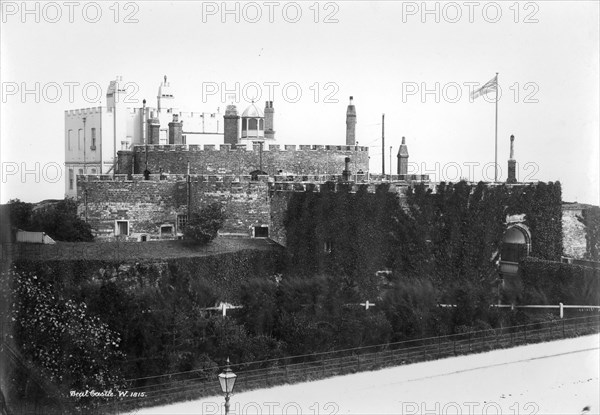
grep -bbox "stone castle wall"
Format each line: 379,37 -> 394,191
120,144 -> 370,176
78,175 -> 270,240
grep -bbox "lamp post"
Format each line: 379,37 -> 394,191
218,358 -> 237,415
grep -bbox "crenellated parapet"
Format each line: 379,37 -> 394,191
121,143 -> 370,177
132,144 -> 369,153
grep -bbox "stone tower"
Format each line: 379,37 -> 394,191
224,104 -> 240,145
168,114 -> 183,144
397,136 -> 409,175
264,101 -> 275,140
507,135 -> 517,184
346,96 -> 356,146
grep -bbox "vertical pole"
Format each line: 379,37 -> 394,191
389,146 -> 392,177
83,117 -> 87,174
382,114 -> 385,176
559,302 -> 564,319
187,161 -> 191,221
494,72 -> 499,182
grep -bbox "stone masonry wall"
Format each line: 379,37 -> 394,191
562,207 -> 587,259
126,144 -> 370,177
78,175 -> 270,239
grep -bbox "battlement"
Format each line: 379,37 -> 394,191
132,144 -> 369,153
65,107 -> 105,116
77,173 -> 270,184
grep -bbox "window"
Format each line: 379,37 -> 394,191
91,168 -> 97,174
69,169 -> 74,190
177,214 -> 188,232
254,226 -> 268,238
115,220 -> 129,236
68,130 -> 73,150
91,128 -> 96,149
79,168 -> 83,176
249,118 -> 258,130
242,118 -> 247,131
160,225 -> 174,237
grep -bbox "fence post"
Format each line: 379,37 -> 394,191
562,319 -> 565,337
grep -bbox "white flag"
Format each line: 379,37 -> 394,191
471,75 -> 498,100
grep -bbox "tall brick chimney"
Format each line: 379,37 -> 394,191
264,101 -> 275,140
147,113 -> 160,145
346,96 -> 356,146
342,157 -> 351,181
168,114 -> 183,144
224,104 -> 239,145
397,136 -> 409,175
507,134 -> 517,184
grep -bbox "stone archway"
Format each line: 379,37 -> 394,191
499,223 -> 532,277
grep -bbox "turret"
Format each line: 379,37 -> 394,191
397,136 -> 409,175
346,96 -> 356,146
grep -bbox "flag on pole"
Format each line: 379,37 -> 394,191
471,75 -> 498,100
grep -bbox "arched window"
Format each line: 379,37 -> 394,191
242,118 -> 247,131
248,118 -> 258,130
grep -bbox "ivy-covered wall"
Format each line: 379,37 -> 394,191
518,257 -> 600,305
283,181 -> 563,289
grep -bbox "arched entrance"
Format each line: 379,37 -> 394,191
499,223 -> 531,277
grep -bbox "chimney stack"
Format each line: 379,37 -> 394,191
507,134 -> 517,184
264,101 -> 275,140
346,96 -> 356,146
342,157 -> 351,181
224,104 -> 240,145
147,112 -> 160,145
168,113 -> 183,144
397,136 -> 409,176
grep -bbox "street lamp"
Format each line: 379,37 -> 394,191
218,358 -> 237,415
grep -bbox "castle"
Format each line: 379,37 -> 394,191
71,77 -> 432,241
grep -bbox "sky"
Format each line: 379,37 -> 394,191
1,0 -> 599,204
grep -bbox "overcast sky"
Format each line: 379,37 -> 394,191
1,1 -> 598,204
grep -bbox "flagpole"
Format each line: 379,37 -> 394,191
494,72 -> 499,182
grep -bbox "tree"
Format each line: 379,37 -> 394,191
184,203 -> 226,245
6,198 -> 93,242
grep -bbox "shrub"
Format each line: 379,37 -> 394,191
184,203 -> 226,245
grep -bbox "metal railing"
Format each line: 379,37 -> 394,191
98,314 -> 600,415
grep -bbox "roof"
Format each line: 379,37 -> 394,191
241,102 -> 264,118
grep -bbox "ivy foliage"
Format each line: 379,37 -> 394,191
5,198 -> 93,242
284,181 -> 563,291
183,202 -> 226,245
5,268 -> 124,392
518,257 -> 600,305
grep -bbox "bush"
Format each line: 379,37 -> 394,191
184,203 -> 226,245
519,257 -> 600,305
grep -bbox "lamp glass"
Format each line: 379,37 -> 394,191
218,370 -> 237,394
